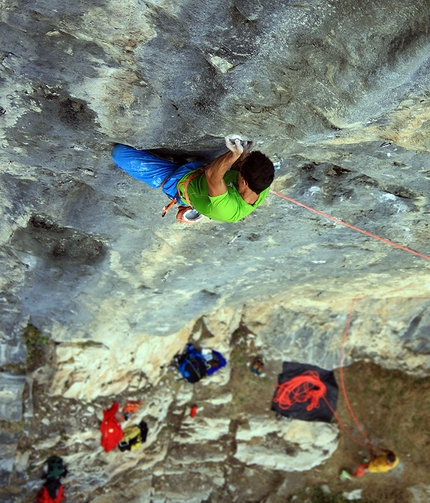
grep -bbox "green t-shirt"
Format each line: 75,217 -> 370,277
178,169 -> 270,222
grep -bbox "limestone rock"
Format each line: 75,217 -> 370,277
235,416 -> 339,471
0,373 -> 26,421
0,433 -> 19,486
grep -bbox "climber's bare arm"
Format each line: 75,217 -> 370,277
205,138 -> 243,197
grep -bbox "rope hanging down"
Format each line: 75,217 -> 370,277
273,364 -> 372,450
274,297 -> 430,452
271,299 -> 374,451
327,298 -> 376,451
339,299 -> 373,448
270,190 -> 430,262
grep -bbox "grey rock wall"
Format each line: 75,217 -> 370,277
1,0 -> 430,501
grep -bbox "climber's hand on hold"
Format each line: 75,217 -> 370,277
225,136 -> 244,156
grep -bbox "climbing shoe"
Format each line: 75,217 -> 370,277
176,206 -> 203,225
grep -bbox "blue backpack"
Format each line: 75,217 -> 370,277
175,345 -> 207,383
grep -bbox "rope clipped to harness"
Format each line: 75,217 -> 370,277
273,370 -> 327,411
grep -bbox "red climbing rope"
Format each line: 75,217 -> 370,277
322,398 -> 371,450
338,299 -> 373,448
332,296 -> 430,451
270,190 -> 430,262
274,295 -> 430,452
273,370 -> 327,411
273,364 -> 372,450
269,189 -> 428,440
271,298 -> 373,450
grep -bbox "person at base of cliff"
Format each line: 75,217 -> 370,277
341,450 -> 399,479
111,136 -> 275,224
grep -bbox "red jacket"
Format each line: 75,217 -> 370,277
100,401 -> 124,452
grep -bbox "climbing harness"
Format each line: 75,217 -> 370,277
161,168 -> 205,219
270,190 -> 430,262
177,168 -> 205,206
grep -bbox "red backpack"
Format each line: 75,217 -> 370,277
36,483 -> 64,503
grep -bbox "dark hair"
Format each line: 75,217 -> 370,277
386,451 -> 396,463
239,151 -> 275,194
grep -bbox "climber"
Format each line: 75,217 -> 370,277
36,456 -> 67,503
341,450 -> 399,479
111,136 -> 275,224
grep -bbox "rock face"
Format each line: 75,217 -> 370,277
1,0 -> 430,501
